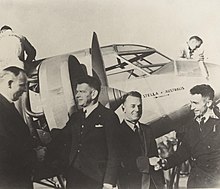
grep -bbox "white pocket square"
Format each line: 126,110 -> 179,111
95,124 -> 103,128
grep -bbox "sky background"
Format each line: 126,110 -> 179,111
1,0 -> 220,63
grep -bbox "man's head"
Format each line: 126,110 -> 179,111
188,36 -> 203,52
122,91 -> 142,123
0,66 -> 27,101
75,76 -> 101,108
190,84 -> 214,118
0,25 -> 12,31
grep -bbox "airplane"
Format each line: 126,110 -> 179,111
18,32 -> 220,188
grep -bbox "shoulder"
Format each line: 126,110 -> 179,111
140,123 -> 151,130
97,103 -> 117,117
0,95 -> 10,112
140,123 -> 152,135
69,110 -> 81,120
208,117 -> 220,127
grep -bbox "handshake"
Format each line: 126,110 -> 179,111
149,157 -> 167,171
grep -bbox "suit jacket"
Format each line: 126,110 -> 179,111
0,94 -> 35,189
49,103 -> 121,186
166,117 -> 220,188
118,120 -> 164,189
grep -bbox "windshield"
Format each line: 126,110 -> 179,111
103,44 -> 172,84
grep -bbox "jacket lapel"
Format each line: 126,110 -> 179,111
81,103 -> 102,137
140,123 -> 150,156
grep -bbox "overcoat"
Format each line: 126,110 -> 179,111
0,94 -> 35,189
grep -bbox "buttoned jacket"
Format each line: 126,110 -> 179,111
118,120 -> 164,189
50,103 -> 121,186
166,117 -> 220,188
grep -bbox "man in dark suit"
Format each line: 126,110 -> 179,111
118,91 -> 164,189
49,76 -> 120,189
0,66 -> 46,189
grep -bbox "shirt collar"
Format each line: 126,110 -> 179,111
83,102 -> 98,118
125,119 -> 140,131
195,108 -> 218,124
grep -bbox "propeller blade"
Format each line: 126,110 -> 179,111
91,32 -> 108,86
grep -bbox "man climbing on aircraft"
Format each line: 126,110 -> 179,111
178,35 -> 204,62
0,25 -> 36,70
153,84 -> 220,188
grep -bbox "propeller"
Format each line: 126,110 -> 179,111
91,32 -> 125,110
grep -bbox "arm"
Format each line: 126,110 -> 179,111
103,111 -> 121,187
148,127 -> 160,158
164,138 -> 190,169
21,36 -> 36,63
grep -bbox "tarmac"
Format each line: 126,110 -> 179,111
34,175 -> 188,189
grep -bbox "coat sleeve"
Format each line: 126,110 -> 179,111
21,35 -> 36,63
165,136 -> 191,169
147,126 -> 160,158
46,117 -> 73,169
103,111 -> 121,186
0,116 -> 36,173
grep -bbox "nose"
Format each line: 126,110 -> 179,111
76,91 -> 80,98
24,85 -> 27,92
190,103 -> 195,110
134,105 -> 139,112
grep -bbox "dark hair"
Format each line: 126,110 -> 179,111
1,25 -> 12,31
190,84 -> 214,100
3,66 -> 25,76
77,75 -> 101,92
122,91 -> 142,104
189,36 -> 203,44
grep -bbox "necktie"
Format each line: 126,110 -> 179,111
199,117 -> 205,131
81,109 -> 87,119
134,124 -> 139,137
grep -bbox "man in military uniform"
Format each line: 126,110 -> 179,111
155,84 -> 220,188
48,76 -> 120,189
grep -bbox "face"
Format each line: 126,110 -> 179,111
190,94 -> 212,118
10,72 -> 27,101
75,83 -> 98,108
189,39 -> 202,51
122,96 -> 142,122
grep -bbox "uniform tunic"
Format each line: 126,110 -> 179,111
166,117 -> 220,188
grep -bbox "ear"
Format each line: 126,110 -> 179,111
206,99 -> 213,108
8,80 -> 13,88
91,89 -> 98,100
121,104 -> 125,112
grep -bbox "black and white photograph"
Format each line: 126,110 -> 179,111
1,0 -> 220,188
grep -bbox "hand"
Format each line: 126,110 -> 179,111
149,157 -> 160,166
198,50 -> 204,62
198,54 -> 204,62
149,157 -> 167,171
102,183 -> 113,189
34,146 -> 47,162
149,156 -> 161,170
